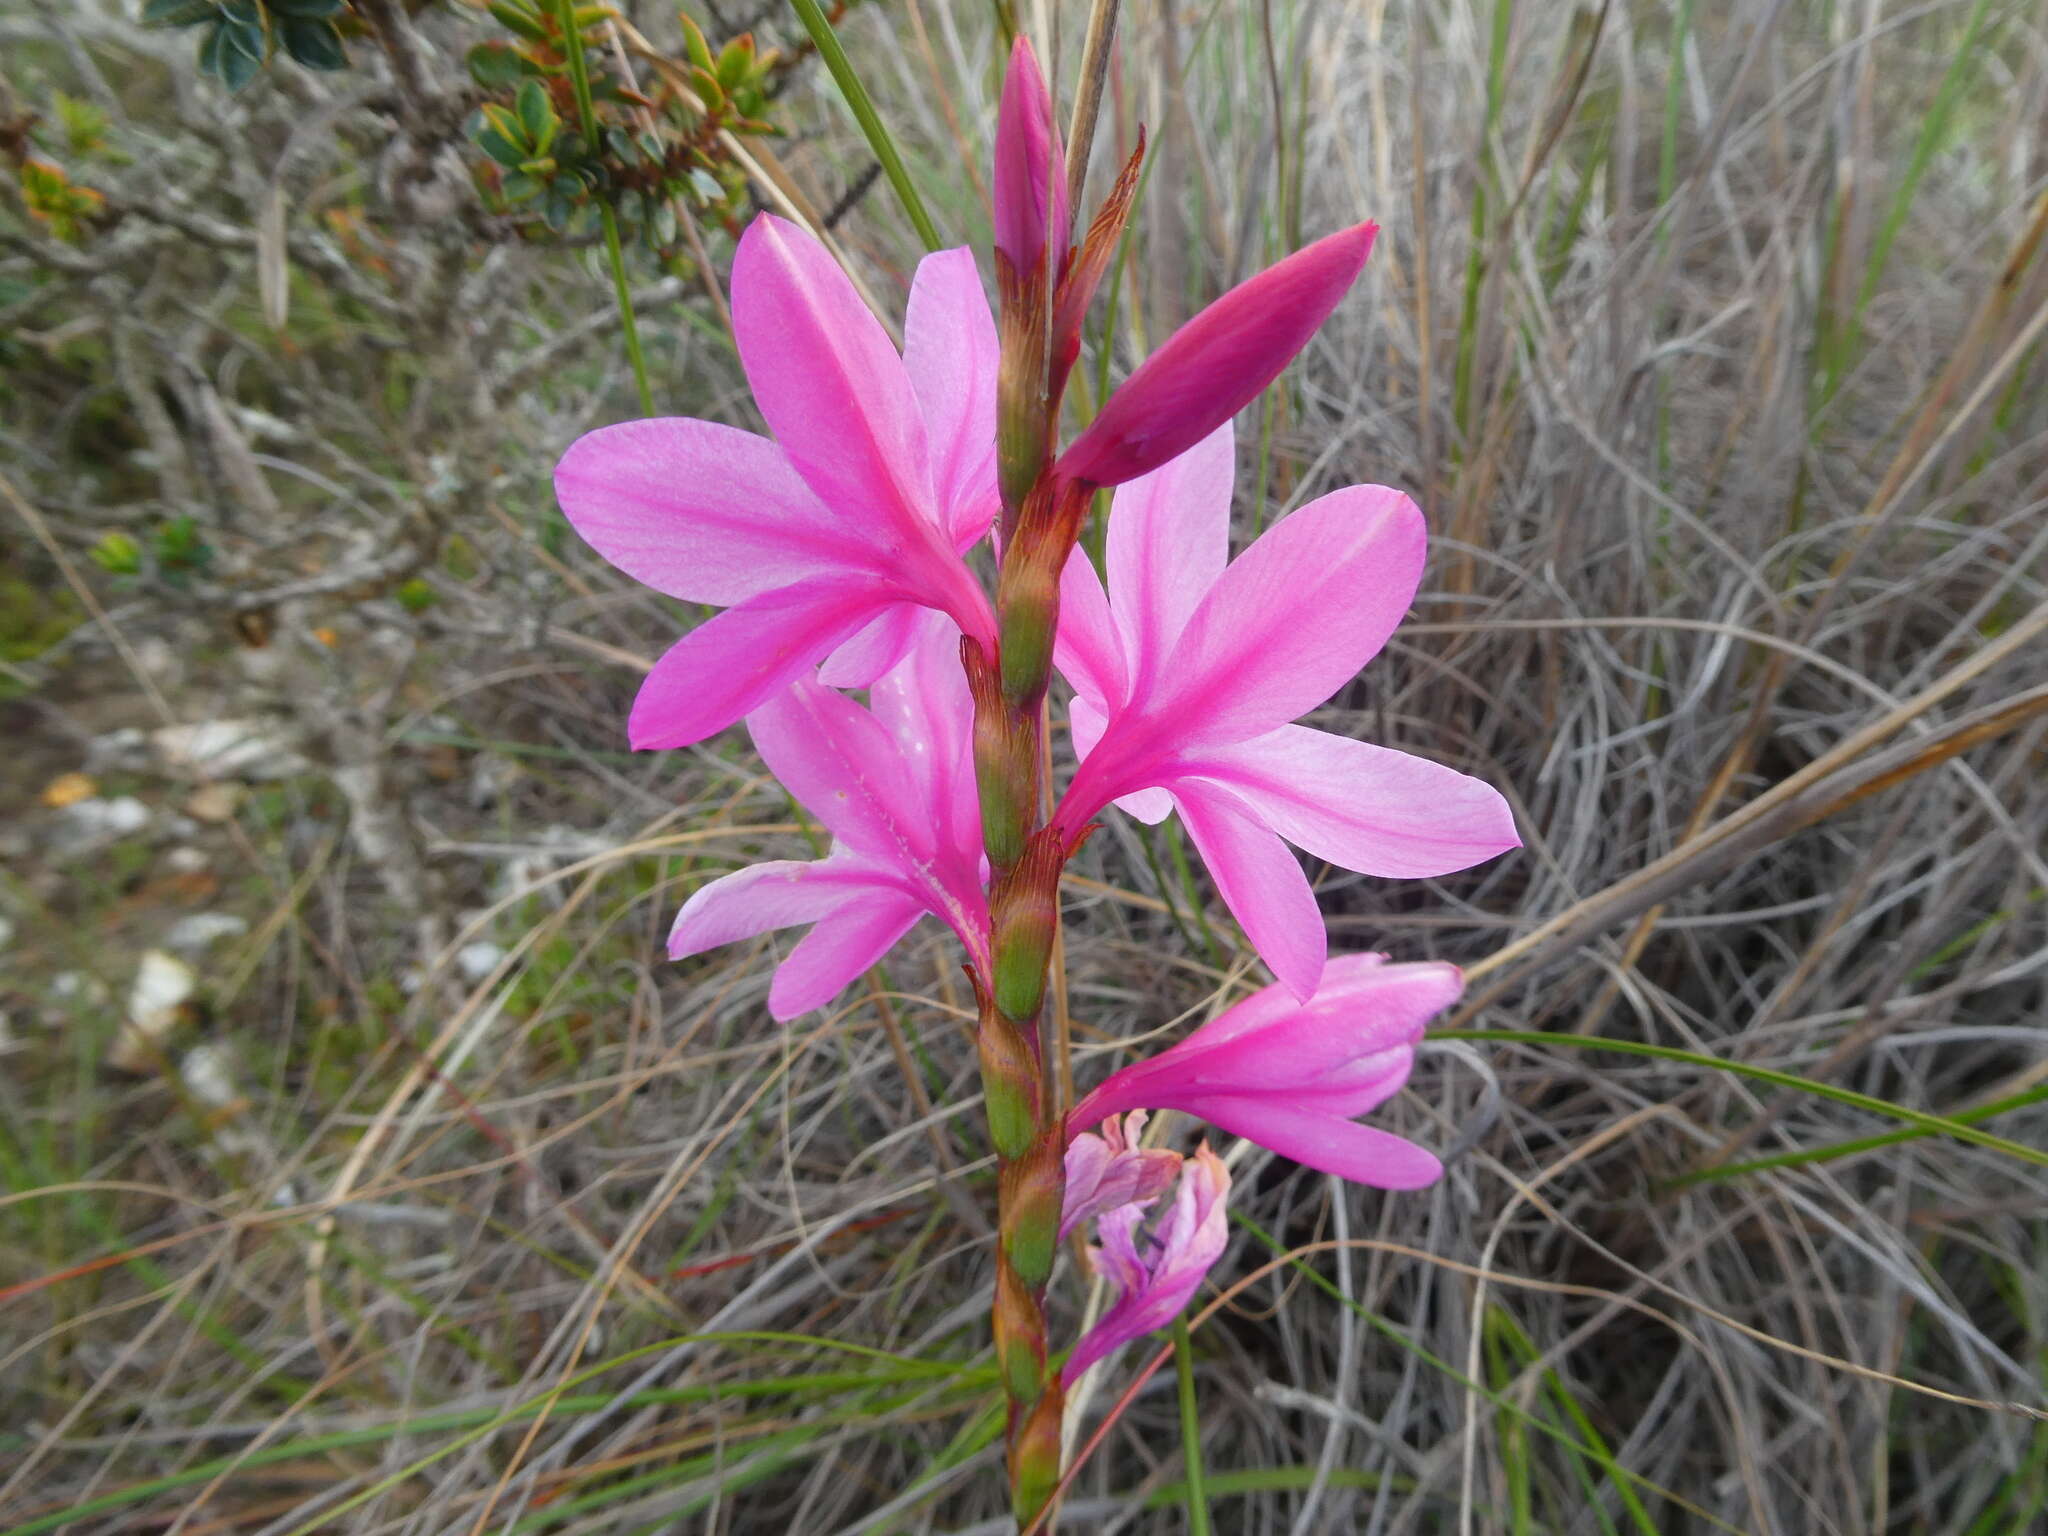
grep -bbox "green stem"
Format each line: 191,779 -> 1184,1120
788,0 -> 943,252
553,0 -> 652,415
1173,1315 -> 1212,1536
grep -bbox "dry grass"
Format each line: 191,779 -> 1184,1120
3,1 -> 2046,1532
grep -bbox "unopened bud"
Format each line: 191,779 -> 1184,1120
991,830 -> 1065,1022
977,1010 -> 1038,1161
993,1260 -> 1045,1405
996,553 -> 1059,707
1001,1135 -> 1063,1289
966,645 -> 1032,872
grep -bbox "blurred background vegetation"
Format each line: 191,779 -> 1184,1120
2,1 -> 2046,1532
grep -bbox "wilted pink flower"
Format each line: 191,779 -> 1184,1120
992,35 -> 1069,278
1058,223 -> 1376,488
555,214 -> 997,748
1067,953 -> 1457,1190
1063,1142 -> 1230,1386
1051,423 -> 1519,998
666,615 -> 989,1019
1060,1110 -> 1180,1242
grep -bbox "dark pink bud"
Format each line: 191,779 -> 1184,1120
993,36 -> 1070,276
1058,222 -> 1378,487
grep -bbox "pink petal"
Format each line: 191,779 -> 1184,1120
903,248 -> 1000,548
555,418 -> 870,605
1176,1096 -> 1444,1190
767,890 -> 926,1019
870,610 -> 983,867
667,857 -> 879,960
1054,549 -> 1128,710
1190,724 -> 1521,878
1060,1121 -> 1181,1241
1173,779 -> 1325,999
1153,485 -> 1426,741
819,604 -> 923,689
628,577 -> 883,749
1058,223 -> 1376,487
1070,695 -> 1173,824
992,36 -> 1069,274
1106,422 -> 1234,692
748,676 -> 926,862
731,214 -> 937,545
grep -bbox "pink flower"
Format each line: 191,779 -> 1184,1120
1067,953 -> 1458,1190
992,35 -> 1068,278
1063,1141 -> 1230,1386
1057,223 -> 1376,488
1060,1111 -> 1181,1242
1051,423 -> 1520,998
666,615 -> 989,1019
555,214 -> 998,749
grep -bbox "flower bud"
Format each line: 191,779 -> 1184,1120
1001,1133 -> 1064,1289
991,829 -> 1065,1022
992,36 -> 1069,279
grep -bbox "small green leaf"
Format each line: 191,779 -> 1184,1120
218,0 -> 260,27
649,197 -> 677,245
714,36 -> 752,92
394,578 -> 435,613
473,125 -> 526,168
90,532 -> 142,576
500,171 -> 542,202
142,0 -> 220,29
679,12 -> 714,71
280,17 -> 345,70
466,42 -> 525,90
485,0 -> 550,44
268,0 -> 344,17
514,79 -> 557,153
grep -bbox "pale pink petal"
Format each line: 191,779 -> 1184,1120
667,857 -> 880,960
628,578 -> 883,749
731,214 -> 937,543
1174,779 -> 1326,999
992,36 -> 1069,274
1106,422 -> 1234,691
1063,1147 -> 1229,1385
1176,1096 -> 1444,1190
1152,485 -> 1427,740
1058,223 -> 1376,487
748,677 -> 926,861
1070,695 -> 1173,824
1189,724 -> 1521,878
903,248 -> 1000,548
819,604 -> 923,689
870,611 -> 984,869
767,890 -> 926,1019
555,418 -> 871,605
1054,549 -> 1128,711
1060,1114 -> 1182,1241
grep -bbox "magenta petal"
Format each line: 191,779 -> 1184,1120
1192,724 -> 1522,878
870,610 -> 984,869
1106,422 -> 1234,692
819,604 -> 922,689
555,418 -> 869,605
1054,548 -> 1128,711
1173,779 -> 1325,999
667,858 -> 875,960
1155,485 -> 1427,743
992,35 -> 1069,274
731,214 -> 937,541
1058,223 -> 1376,487
627,578 -> 882,749
1070,695 -> 1173,824
748,676 -> 926,861
767,890 -> 926,1019
1176,1096 -> 1444,1190
903,247 -> 1000,548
